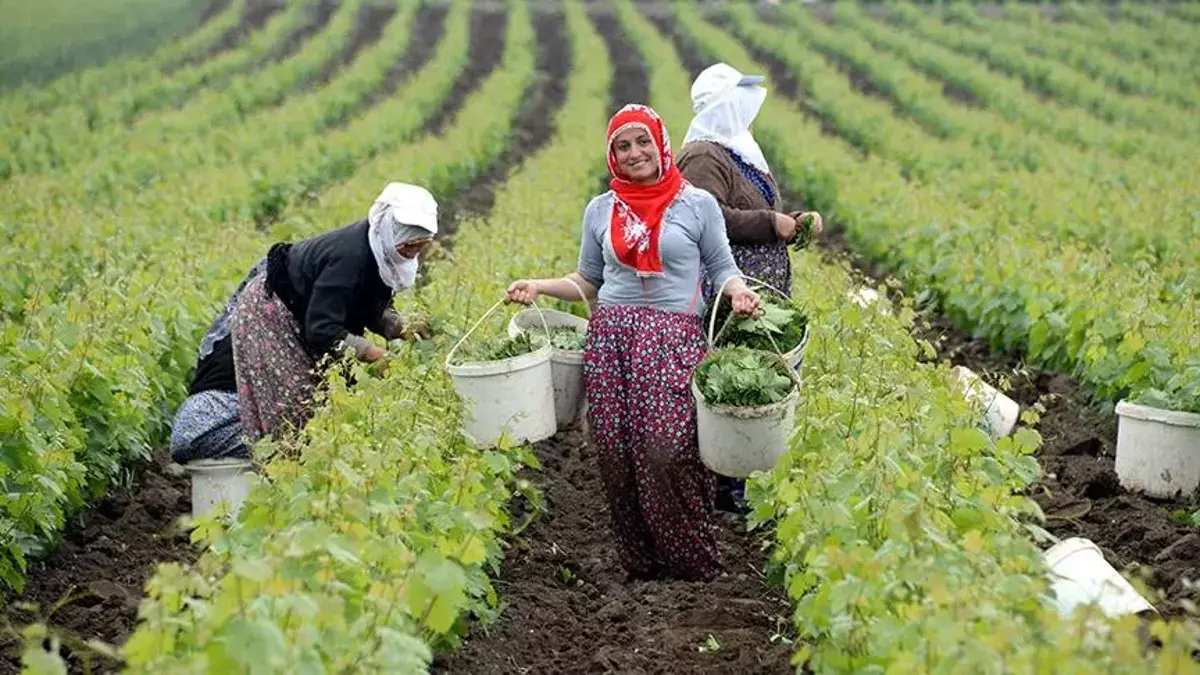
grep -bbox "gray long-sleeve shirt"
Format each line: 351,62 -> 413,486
577,185 -> 741,316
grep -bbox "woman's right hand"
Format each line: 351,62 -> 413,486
505,280 -> 540,305
773,212 -> 797,242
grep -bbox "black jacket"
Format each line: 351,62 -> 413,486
267,220 -> 394,358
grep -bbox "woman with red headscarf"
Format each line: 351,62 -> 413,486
506,105 -> 759,581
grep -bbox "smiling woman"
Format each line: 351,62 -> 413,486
505,103 -> 763,581
610,125 -> 660,184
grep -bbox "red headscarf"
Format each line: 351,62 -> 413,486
606,104 -> 685,277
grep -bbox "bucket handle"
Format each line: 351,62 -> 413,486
706,274 -> 791,351
445,297 -> 551,367
563,275 -> 592,319
702,274 -> 804,393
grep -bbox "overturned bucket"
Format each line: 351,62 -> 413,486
185,458 -> 253,519
952,366 -> 1020,439
1043,537 -> 1155,618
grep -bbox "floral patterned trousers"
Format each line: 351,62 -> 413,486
584,304 -> 720,581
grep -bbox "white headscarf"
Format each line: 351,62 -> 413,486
367,182 -> 438,291
683,63 -> 771,175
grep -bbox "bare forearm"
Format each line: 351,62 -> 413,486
533,273 -> 597,302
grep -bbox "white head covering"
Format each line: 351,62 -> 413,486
683,63 -> 771,175
367,182 -> 438,291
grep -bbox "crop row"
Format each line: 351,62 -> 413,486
118,2 -> 609,670
1055,2 -> 1200,79
886,4 -> 1199,139
0,0 -> 438,318
1,0 -> 348,178
667,4 -> 1200,670
0,0 -> 247,125
993,5 -> 1199,109
0,0 -> 212,90
0,0 -> 474,591
713,3 -> 1199,415
759,3 -> 1196,264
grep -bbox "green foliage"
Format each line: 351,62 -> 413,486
455,333 -> 541,364
713,295 -> 808,356
669,2 -> 1200,670
695,347 -> 795,407
0,0 -> 493,593
0,0 -> 210,89
546,326 -> 586,351
119,2 -> 611,671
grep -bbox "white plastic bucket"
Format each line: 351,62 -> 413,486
507,307 -> 588,428
693,378 -> 799,478
952,366 -> 1020,439
849,287 -> 880,308
446,300 -> 557,448
781,323 -> 811,370
185,458 -> 253,519
1043,537 -> 1155,618
1114,399 -> 1200,498
696,277 -> 802,477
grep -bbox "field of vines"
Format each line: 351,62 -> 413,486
1,1 -> 1199,673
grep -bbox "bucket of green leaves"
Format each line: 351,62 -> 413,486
506,278 -> 590,427
705,277 -> 810,369
693,277 -> 806,477
446,299 -> 557,448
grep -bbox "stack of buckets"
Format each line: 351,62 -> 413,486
445,302 -> 587,449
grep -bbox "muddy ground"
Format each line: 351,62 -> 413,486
0,455 -> 195,675
434,429 -> 795,675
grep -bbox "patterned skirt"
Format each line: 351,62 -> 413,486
731,242 -> 792,298
231,276 -> 319,442
584,304 -> 719,581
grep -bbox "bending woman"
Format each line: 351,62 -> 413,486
231,182 -> 437,442
506,105 -> 759,581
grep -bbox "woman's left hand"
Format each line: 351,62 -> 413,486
731,288 -> 761,316
795,211 -> 824,236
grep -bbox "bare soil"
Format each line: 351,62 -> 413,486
423,5 -> 509,136
0,454 -> 195,674
203,0 -> 285,63
360,3 -> 449,111
269,0 -> 339,65
437,7 -> 569,236
313,0 -> 395,85
434,430 -> 795,675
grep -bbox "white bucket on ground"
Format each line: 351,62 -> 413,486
952,366 -> 1020,439
849,287 -> 880,308
447,300 -> 557,448
694,378 -> 799,478
507,307 -> 588,428
1043,537 -> 1155,618
1114,400 -> 1200,498
185,458 -> 253,519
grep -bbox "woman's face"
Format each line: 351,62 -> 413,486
611,127 -> 659,184
396,238 -> 432,259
